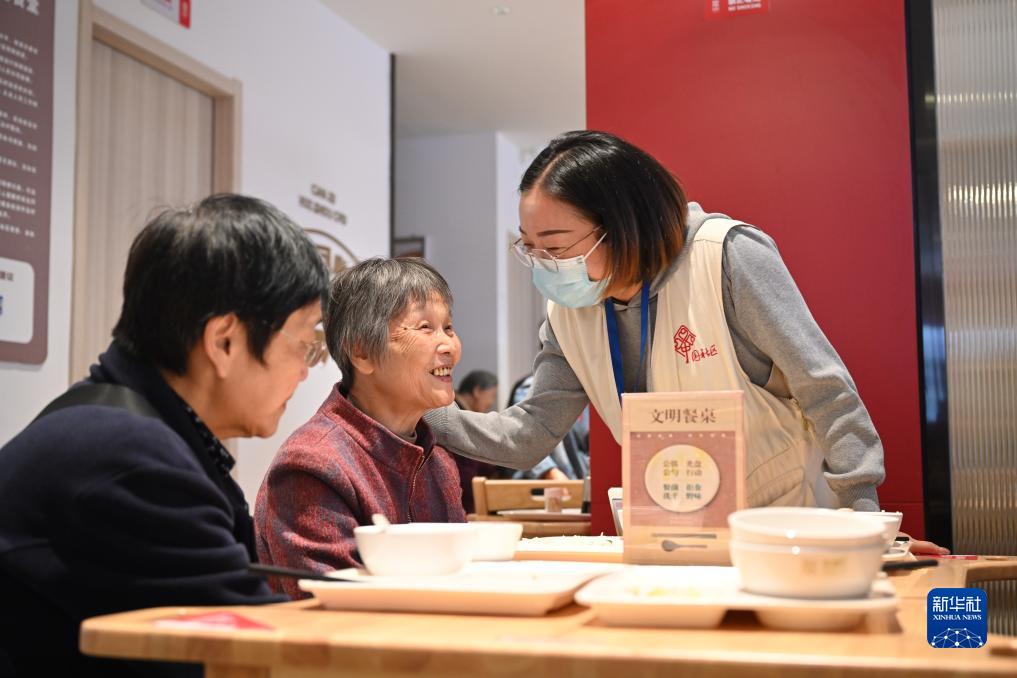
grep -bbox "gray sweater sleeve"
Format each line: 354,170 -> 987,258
722,227 -> 885,510
423,319 -> 589,470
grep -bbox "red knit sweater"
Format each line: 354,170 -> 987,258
254,386 -> 465,598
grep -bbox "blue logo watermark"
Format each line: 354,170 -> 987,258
927,587 -> 987,648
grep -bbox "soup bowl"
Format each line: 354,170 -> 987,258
354,523 -> 478,576
471,522 -> 523,561
728,507 -> 886,598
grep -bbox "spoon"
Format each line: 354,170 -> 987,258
372,513 -> 391,530
661,539 -> 708,552
248,563 -> 362,583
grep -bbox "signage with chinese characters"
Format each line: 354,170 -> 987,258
141,0 -> 191,29
299,183 -> 347,226
0,0 -> 53,364
622,391 -> 745,565
705,0 -> 770,19
927,588 -> 987,648
302,227 -> 359,354
303,228 -> 358,276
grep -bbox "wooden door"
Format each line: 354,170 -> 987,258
71,39 -> 213,380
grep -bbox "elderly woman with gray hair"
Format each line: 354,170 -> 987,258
255,257 -> 466,597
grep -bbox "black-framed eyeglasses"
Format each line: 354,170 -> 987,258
510,228 -> 604,271
280,330 -> 328,367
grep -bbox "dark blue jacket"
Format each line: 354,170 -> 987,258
0,343 -> 283,678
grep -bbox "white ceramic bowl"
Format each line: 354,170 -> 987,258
728,507 -> 886,548
471,522 -> 523,561
730,539 -> 885,599
354,523 -> 478,576
853,511 -> 904,550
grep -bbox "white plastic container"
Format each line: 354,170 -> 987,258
354,523 -> 477,576
856,511 -> 904,550
729,539 -> 886,599
727,507 -> 887,599
301,561 -> 620,615
728,507 -> 886,547
471,522 -> 523,561
575,565 -> 897,631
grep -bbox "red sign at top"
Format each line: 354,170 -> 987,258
705,0 -> 770,19
141,0 -> 191,29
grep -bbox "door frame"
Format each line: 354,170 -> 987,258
71,1 -> 242,381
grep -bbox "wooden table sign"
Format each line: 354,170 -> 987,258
621,390 -> 746,565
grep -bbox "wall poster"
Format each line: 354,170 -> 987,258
0,0 -> 54,364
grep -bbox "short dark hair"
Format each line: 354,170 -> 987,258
457,370 -> 497,395
519,130 -> 687,298
325,257 -> 453,395
112,194 -> 329,374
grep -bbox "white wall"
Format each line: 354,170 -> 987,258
91,0 -> 390,258
395,133 -> 498,386
495,132 -> 527,407
0,0 -> 392,506
0,1 -> 79,445
499,138 -> 546,403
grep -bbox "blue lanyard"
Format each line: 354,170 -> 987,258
605,282 -> 650,402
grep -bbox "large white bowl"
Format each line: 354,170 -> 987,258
354,523 -> 478,576
471,522 -> 523,561
728,507 -> 886,548
730,539 -> 885,599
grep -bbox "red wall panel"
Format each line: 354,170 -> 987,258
585,0 -> 923,537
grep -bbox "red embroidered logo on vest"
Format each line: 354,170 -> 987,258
674,325 -> 719,364
674,325 -> 696,361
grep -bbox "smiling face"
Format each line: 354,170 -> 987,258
360,293 -> 462,418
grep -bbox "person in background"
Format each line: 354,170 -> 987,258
455,370 -> 498,414
506,374 -> 588,482
451,370 -> 504,512
255,258 -> 466,598
0,195 -> 329,678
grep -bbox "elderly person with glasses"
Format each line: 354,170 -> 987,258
0,194 -> 329,676
255,257 -> 466,597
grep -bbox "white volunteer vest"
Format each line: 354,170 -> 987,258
548,218 -> 836,507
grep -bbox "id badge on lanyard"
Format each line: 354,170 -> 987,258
604,282 -> 650,402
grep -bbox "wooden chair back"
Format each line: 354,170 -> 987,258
471,477 -> 584,515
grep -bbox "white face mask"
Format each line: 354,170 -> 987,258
530,233 -> 608,308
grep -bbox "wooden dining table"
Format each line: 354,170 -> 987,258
80,555 -> 1017,678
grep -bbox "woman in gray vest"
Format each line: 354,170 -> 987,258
425,131 -> 945,555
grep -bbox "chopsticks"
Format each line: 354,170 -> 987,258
882,558 -> 939,573
249,563 -> 362,583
